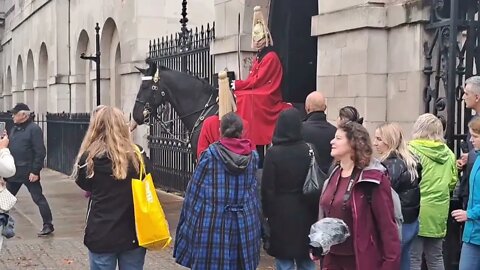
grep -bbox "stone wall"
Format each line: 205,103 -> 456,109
0,0 -> 215,114
312,0 -> 428,136
211,0 -> 270,79
0,0 -> 214,146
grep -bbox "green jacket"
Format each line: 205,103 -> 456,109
409,139 -> 458,238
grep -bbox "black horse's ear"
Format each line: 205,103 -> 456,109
135,66 -> 147,75
147,63 -> 157,76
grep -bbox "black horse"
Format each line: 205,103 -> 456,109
132,64 -> 218,159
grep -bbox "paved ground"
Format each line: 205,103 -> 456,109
0,169 -> 275,269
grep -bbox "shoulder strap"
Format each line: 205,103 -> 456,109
341,169 -> 359,205
133,145 -> 146,179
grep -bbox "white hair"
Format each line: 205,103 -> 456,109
17,110 -> 31,115
465,76 -> 480,95
411,113 -> 444,142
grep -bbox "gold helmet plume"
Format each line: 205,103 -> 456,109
218,71 -> 237,118
251,6 -> 273,49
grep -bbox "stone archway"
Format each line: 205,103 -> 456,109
73,30 -> 89,112
14,55 -> 24,104
35,43 -> 48,113
99,18 -> 119,106
4,67 -> 12,109
25,50 -> 35,109
112,42 -> 122,108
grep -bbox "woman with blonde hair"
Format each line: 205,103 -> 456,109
373,122 -> 421,270
408,113 -> 458,270
72,106 -> 149,270
83,105 -> 106,199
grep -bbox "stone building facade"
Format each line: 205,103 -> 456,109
0,0 -> 433,137
0,0 -> 214,114
213,0 -> 428,136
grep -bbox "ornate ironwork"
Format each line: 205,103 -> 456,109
424,1 -> 480,268
144,1 -> 216,193
424,0 -> 480,152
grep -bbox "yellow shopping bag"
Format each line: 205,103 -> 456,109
132,147 -> 172,250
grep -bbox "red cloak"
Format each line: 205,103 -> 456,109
196,115 -> 255,158
234,50 -> 292,146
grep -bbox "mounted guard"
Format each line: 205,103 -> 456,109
233,6 -> 292,147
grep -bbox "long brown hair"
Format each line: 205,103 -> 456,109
72,106 -> 140,179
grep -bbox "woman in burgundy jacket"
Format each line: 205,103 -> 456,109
318,121 -> 401,270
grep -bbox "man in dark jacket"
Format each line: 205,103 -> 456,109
5,103 -> 53,236
458,76 -> 480,208
301,91 -> 336,173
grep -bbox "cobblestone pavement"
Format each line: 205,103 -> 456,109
0,169 -> 275,269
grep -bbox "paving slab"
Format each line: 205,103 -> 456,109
0,169 -> 275,269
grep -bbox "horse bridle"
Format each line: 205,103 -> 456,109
135,75 -> 165,125
135,74 -> 218,144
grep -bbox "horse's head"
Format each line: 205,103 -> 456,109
132,63 -> 167,125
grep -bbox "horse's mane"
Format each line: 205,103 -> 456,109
158,65 -> 216,91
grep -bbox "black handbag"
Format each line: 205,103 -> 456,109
303,143 -> 327,196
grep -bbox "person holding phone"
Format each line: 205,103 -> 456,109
5,103 -> 52,236
0,133 -> 15,178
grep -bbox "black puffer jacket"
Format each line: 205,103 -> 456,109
382,153 -> 422,224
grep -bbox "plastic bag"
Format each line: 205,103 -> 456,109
309,218 -> 350,256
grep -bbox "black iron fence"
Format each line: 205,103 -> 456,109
0,112 -> 86,175
46,113 -> 90,175
147,22 -> 215,193
423,1 -> 480,269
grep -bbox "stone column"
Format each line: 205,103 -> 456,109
385,1 -> 428,136
47,76 -> 70,113
3,94 -> 12,111
211,0 -> 270,78
23,82 -> 34,108
34,80 -> 48,114
70,75 -> 86,113
312,0 -> 428,135
11,85 -> 24,104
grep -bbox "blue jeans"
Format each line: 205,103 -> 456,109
459,242 -> 480,270
275,258 -> 316,270
401,220 -> 419,270
89,247 -> 146,270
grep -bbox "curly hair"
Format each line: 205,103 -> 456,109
338,121 -> 373,169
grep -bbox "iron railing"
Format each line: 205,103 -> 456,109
146,5 -> 215,193
423,1 -> 480,269
46,113 -> 90,175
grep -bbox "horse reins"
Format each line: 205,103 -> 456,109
137,76 -> 218,144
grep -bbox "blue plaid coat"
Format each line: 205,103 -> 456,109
173,145 -> 262,270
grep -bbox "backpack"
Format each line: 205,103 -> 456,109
364,185 -> 403,241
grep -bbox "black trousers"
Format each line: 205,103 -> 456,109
6,181 -> 53,225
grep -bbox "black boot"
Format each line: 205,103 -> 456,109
37,223 -> 54,236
